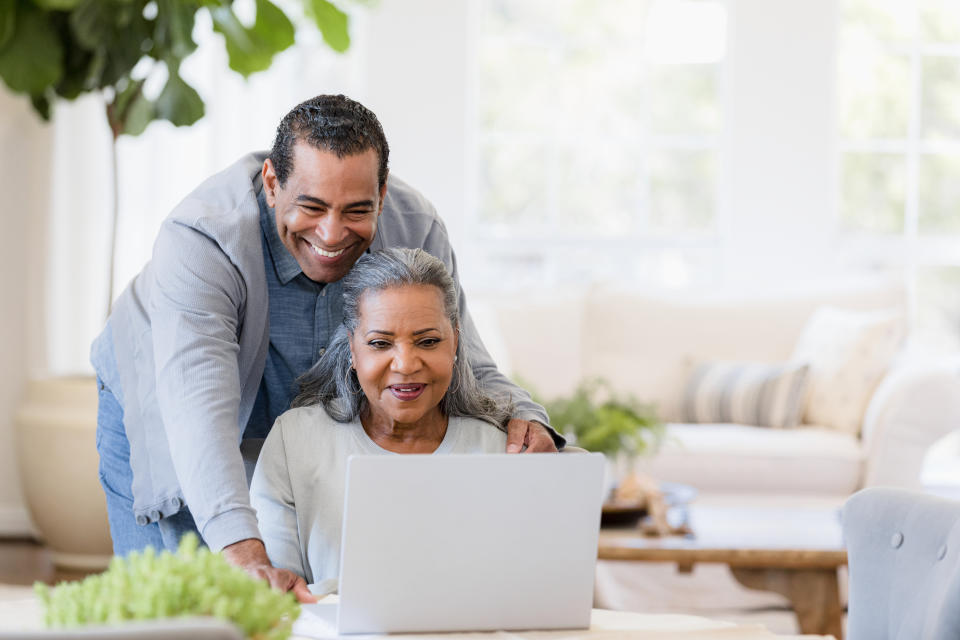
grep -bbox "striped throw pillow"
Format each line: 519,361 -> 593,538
681,361 -> 811,428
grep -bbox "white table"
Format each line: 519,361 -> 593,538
0,585 -> 832,639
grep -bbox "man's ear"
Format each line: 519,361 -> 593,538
262,159 -> 279,208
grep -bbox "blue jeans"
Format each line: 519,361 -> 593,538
96,377 -> 202,554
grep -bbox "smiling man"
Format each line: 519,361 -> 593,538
90,95 -> 560,601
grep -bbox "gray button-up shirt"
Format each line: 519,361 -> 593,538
244,189 -> 343,438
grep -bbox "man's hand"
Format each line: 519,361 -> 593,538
505,419 -> 558,453
222,538 -> 317,603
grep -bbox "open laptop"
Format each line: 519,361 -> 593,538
297,452 -> 605,636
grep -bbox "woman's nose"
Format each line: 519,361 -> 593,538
391,346 -> 422,374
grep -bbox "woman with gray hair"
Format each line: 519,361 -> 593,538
250,248 -> 513,589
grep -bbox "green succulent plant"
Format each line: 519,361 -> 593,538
35,534 -> 301,640
535,378 -> 664,457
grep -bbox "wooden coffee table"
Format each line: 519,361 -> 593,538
598,497 -> 847,639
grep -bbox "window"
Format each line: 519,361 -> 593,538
839,0 -> 960,351
469,0 -> 727,288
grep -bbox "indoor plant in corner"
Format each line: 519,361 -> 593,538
4,0 -> 352,569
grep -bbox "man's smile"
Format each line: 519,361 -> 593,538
304,239 -> 349,259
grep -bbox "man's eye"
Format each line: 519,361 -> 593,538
345,210 -> 372,220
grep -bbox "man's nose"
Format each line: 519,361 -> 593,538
314,213 -> 348,246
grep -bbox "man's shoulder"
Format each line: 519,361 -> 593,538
377,175 -> 451,257
156,152 -> 266,262
165,152 -> 265,232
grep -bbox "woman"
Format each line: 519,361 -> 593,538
250,247 -> 512,590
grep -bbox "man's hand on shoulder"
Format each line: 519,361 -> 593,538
222,538 -> 317,603
505,419 -> 558,453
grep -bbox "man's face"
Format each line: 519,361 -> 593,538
263,142 -> 387,283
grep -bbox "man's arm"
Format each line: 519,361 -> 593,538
420,221 -> 564,452
149,221 -> 264,551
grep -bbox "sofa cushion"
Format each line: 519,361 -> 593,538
636,423 -> 863,494
682,361 -> 810,428
791,307 -> 905,435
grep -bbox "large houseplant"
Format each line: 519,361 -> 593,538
0,0 -> 350,310
4,0 -> 353,568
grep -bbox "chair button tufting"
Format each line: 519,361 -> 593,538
891,532 -> 904,548
937,545 -> 948,560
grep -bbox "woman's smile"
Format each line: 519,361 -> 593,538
387,383 -> 427,401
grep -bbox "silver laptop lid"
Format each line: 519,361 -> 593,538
336,453 -> 605,635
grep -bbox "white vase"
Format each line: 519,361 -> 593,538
14,376 -> 113,570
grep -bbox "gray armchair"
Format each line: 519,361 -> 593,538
842,487 -> 960,640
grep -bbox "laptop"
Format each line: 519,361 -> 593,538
297,452 -> 605,636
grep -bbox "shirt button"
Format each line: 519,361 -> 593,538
136,515 -> 148,526
318,348 -> 326,357
171,497 -> 182,510
150,510 -> 161,522
891,532 -> 904,548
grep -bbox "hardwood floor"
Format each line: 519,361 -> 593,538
0,538 -> 100,586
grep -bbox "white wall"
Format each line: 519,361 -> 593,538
721,0 -> 839,284
0,90 -> 50,535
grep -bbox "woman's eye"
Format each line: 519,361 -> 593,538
368,340 -> 390,349
419,338 -> 440,347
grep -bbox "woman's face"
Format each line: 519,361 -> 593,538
349,284 -> 458,428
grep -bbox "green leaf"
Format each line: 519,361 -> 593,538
210,5 -> 270,77
307,0 -> 349,53
68,0 -> 114,50
30,92 -> 51,120
209,0 -> 295,78
154,0 -> 199,62
154,69 -> 204,127
252,0 -> 294,54
32,0 -> 83,9
0,0 -> 15,49
122,91 -> 155,136
0,4 -> 63,95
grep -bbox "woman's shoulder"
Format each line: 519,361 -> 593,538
272,404 -> 349,441
450,416 -> 508,452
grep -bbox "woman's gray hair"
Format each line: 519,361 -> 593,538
293,248 -> 512,430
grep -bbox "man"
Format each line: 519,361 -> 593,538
91,95 -> 560,601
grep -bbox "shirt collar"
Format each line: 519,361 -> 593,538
257,186 -> 304,285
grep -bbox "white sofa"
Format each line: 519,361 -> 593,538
472,279 -> 960,497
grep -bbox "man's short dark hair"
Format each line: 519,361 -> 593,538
270,94 -> 390,188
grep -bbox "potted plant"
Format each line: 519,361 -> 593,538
537,378 -> 663,491
4,0 -> 352,569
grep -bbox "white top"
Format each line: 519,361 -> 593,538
249,405 -> 508,586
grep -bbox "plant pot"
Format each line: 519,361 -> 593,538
14,376 -> 113,570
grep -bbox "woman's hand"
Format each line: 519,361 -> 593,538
505,419 -> 558,453
222,538 -> 318,603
